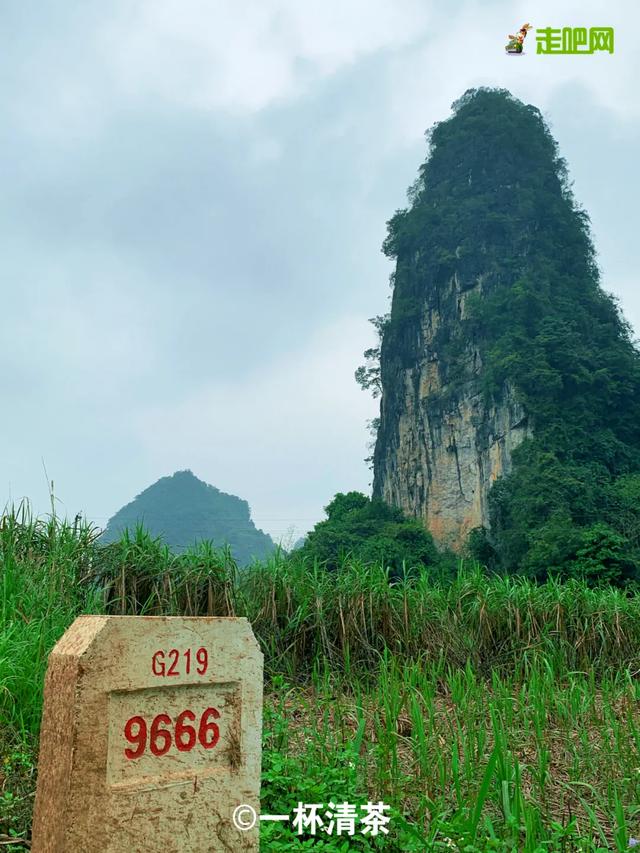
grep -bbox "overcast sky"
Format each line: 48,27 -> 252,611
2,0 -> 638,544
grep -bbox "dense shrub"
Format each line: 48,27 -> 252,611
298,491 -> 444,576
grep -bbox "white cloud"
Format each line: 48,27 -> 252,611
128,313 -> 380,540
100,0 -> 431,113
0,248 -> 158,398
7,0 -> 636,143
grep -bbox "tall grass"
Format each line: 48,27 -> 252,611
237,556 -> 640,682
3,508 -> 640,847
98,529 -> 640,680
261,663 -> 640,849
3,507 -> 640,733
0,505 -> 102,734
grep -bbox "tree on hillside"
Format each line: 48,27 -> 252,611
300,491 -> 443,575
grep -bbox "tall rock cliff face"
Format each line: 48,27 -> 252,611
372,89 -> 551,549
371,88 -> 640,574
373,272 -> 532,550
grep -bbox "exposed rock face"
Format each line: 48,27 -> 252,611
373,272 -> 532,548
370,88 -> 586,550
371,89 -> 552,550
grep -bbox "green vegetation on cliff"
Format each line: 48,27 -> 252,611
101,469 -> 274,565
371,88 -> 640,582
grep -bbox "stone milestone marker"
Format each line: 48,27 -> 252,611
32,616 -> 263,853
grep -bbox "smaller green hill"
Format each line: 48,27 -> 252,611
101,470 -> 274,565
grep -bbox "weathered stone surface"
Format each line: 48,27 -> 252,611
374,269 -> 532,550
32,616 -> 262,853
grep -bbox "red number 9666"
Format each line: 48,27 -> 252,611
123,707 -> 220,759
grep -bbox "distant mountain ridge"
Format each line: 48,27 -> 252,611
101,470 -> 274,565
